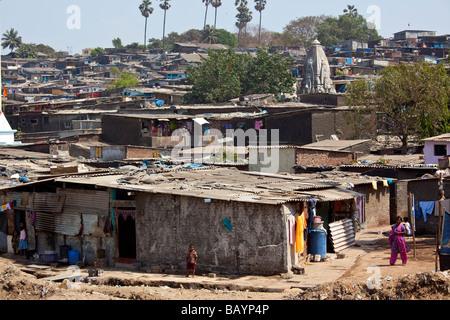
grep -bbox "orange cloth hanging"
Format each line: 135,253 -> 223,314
296,213 -> 307,253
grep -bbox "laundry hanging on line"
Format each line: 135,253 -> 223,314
0,200 -> 17,213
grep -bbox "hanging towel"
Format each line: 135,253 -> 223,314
288,215 -> 296,245
372,181 -> 378,190
31,211 -> 36,226
223,218 -> 232,232
296,214 -> 306,253
417,201 -> 435,222
383,180 -> 389,187
434,200 -> 450,216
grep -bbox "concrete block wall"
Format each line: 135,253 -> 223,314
135,193 -> 288,276
407,178 -> 446,234
36,231 -> 115,266
354,185 -> 391,228
391,178 -> 450,234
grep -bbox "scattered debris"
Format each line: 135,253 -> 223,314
286,271 -> 450,300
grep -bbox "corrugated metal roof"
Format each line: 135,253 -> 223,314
423,134 -> 450,142
329,219 -> 356,252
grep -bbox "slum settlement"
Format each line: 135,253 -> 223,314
0,29 -> 449,275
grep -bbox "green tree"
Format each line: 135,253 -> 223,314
185,48 -> 295,104
235,0 -> 252,47
343,4 -> 358,18
112,37 -> 124,50
201,25 -> 220,44
179,29 -> 204,43
108,71 -> 140,89
216,29 -> 238,48
278,16 -> 329,47
28,43 -> 56,57
159,0 -> 171,50
254,0 -> 267,45
110,67 -> 121,79
346,63 -> 450,153
211,0 -> 222,29
202,0 -> 212,30
185,49 -> 244,104
90,47 -> 105,57
316,6 -> 382,46
139,0 -> 154,48
15,44 -> 37,59
148,38 -> 163,49
1,28 -> 22,53
242,48 -> 295,96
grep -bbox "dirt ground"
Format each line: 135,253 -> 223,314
0,232 -> 448,301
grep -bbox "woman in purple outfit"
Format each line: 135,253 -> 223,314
389,216 -> 411,265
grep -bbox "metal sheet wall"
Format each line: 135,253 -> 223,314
54,213 -> 81,236
58,189 -> 109,215
32,193 -> 65,213
35,212 -> 55,232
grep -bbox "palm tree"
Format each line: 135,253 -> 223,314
254,0 -> 266,45
1,28 -> 22,53
343,5 -> 358,18
201,25 -> 219,44
139,0 -> 154,48
202,0 -> 212,30
211,0 -> 222,29
235,0 -> 252,48
159,0 -> 171,50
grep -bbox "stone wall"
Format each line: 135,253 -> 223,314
135,193 -> 288,275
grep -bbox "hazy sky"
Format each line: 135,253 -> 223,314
1,0 -> 449,54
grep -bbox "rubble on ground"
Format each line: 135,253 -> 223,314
285,271 -> 450,300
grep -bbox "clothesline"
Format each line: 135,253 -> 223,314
0,200 -> 17,213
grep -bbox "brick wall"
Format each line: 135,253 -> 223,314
126,146 -> 172,159
296,148 -> 354,167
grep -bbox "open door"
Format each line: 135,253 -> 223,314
117,211 -> 136,259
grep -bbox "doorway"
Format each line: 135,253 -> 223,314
117,213 -> 136,259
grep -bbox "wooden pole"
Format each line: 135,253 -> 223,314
436,172 -> 444,271
409,193 -> 416,258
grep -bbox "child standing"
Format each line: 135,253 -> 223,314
18,223 -> 28,257
186,244 -> 198,278
11,230 -> 19,255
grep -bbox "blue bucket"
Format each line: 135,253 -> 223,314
68,250 -> 80,265
309,229 -> 327,259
